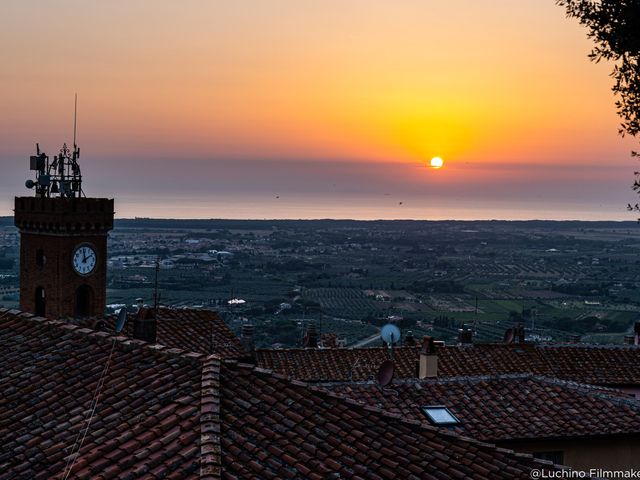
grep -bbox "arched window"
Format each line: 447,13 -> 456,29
75,285 -> 94,317
35,287 -> 46,316
36,249 -> 45,268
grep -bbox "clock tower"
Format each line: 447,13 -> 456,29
14,141 -> 114,318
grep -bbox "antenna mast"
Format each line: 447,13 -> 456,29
73,93 -> 78,149
24,95 -> 84,199
153,256 -> 160,310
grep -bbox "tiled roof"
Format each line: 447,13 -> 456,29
254,344 -> 545,382
323,375 -> 640,442
0,308 -> 564,479
0,309 -> 204,479
540,345 -> 640,386
255,342 -> 640,385
219,364 -> 560,479
85,307 -> 245,359
439,344 -> 550,377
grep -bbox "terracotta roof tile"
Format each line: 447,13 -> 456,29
256,342 -> 640,386
540,345 -> 640,385
324,374 -> 640,442
78,308 -> 245,359
0,310 -> 202,479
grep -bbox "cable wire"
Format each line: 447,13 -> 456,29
62,338 -> 117,479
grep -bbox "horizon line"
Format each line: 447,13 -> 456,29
2,215 -> 639,224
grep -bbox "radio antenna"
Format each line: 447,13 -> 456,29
153,256 -> 160,310
73,93 -> 78,149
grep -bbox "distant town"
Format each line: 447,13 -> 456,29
2,217 -> 639,348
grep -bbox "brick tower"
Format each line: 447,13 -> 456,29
14,139 -> 114,318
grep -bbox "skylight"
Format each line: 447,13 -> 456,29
421,406 -> 461,426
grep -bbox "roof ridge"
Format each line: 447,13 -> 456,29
530,375 -> 640,410
538,343 -> 640,350
255,345 -> 420,353
200,356 -> 222,480
315,373 -> 538,387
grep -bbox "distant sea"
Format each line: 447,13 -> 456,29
1,158 -> 636,221
107,192 -> 633,222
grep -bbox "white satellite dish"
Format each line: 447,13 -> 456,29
381,323 -> 401,344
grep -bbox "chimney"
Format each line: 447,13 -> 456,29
418,336 -> 438,379
404,330 -> 416,346
319,333 -> 337,348
568,334 -> 581,344
241,323 -> 255,355
133,307 -> 157,343
634,322 -> 640,345
624,335 -> 636,345
457,324 -> 473,345
303,321 -> 318,348
136,297 -> 144,310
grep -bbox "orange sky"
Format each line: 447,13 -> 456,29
0,1 -> 636,219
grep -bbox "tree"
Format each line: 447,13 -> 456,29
558,1 -> 640,207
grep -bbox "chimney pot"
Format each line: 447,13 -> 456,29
457,324 -> 473,345
241,323 -> 255,354
133,307 -> 157,343
404,330 -> 416,346
303,321 -> 318,348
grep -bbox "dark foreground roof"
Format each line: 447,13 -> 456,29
324,375 -> 640,443
255,342 -> 640,385
0,309 -> 563,479
0,310 -> 203,479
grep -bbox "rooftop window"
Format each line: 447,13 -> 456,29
420,406 -> 460,426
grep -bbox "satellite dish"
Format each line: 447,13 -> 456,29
377,360 -> 395,387
503,328 -> 515,344
381,323 -> 401,344
25,179 -> 35,189
115,308 -> 127,333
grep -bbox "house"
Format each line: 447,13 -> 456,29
0,309 -> 560,479
253,337 -> 640,471
324,375 -> 640,471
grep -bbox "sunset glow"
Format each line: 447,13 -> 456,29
0,1 -> 635,220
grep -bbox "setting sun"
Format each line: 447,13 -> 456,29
430,157 -> 444,169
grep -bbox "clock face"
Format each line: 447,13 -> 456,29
73,245 -> 97,276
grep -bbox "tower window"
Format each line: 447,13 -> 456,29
76,285 -> 94,317
35,287 -> 46,317
36,249 -> 45,268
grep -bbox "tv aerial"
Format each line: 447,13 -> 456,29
25,94 -> 85,199
115,308 -> 128,333
376,323 -> 401,386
